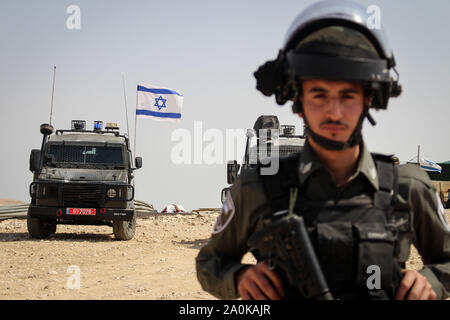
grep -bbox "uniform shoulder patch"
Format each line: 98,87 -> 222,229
212,190 -> 236,235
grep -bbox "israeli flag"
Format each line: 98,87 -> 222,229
136,83 -> 183,122
420,158 -> 442,173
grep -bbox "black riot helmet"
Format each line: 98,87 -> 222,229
254,0 -> 402,150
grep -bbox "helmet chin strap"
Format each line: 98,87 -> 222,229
302,108 -> 369,151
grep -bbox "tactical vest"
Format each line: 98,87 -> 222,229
257,152 -> 404,300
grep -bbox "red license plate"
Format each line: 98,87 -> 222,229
66,208 -> 96,216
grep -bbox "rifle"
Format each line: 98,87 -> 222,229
248,213 -> 334,300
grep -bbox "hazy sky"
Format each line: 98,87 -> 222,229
1,0 -> 449,210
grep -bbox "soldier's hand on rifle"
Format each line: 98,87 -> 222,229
236,261 -> 284,300
395,269 -> 437,300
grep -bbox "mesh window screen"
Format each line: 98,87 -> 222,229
47,145 -> 123,165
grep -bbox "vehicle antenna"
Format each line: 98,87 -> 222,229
49,66 -> 56,125
122,74 -> 130,138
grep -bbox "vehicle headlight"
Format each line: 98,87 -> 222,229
37,183 -> 58,198
107,188 -> 117,198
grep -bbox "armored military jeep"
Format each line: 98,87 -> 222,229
28,120 -> 142,240
221,115 -> 306,203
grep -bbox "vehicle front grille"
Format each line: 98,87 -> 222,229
63,184 -> 102,207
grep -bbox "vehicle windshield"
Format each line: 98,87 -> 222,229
45,144 -> 125,168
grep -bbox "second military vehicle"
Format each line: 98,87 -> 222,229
221,115 -> 306,202
28,120 -> 142,240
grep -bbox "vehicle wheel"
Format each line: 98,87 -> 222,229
113,213 -> 136,240
27,214 -> 57,239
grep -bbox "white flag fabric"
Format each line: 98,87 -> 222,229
136,83 -> 183,122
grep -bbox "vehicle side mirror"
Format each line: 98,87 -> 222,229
221,187 -> 230,204
30,149 -> 41,172
135,157 -> 142,169
227,160 -> 240,185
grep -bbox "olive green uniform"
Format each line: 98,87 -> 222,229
196,141 -> 450,299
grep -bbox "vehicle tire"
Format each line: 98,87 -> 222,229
113,213 -> 136,240
27,214 -> 57,239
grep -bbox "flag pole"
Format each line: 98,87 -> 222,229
417,145 -> 420,165
133,85 -> 138,158
132,86 -> 139,190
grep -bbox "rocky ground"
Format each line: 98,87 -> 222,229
0,199 -> 448,300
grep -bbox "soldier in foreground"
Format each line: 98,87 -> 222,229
196,0 -> 450,300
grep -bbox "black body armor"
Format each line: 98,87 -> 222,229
256,152 -> 404,300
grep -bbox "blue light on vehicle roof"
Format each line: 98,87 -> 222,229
94,121 -> 103,131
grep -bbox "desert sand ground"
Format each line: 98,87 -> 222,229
0,199 -> 448,300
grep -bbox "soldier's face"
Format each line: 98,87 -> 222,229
299,80 -> 367,143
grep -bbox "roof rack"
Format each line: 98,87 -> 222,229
55,129 -> 121,137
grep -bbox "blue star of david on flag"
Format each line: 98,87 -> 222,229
154,95 -> 167,110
